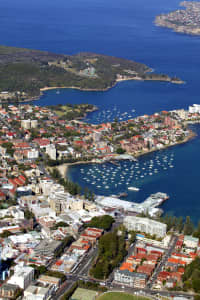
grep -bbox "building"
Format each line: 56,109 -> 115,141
184,235 -> 199,249
27,149 -> 39,160
21,120 -> 31,130
46,144 -> 56,160
124,216 -> 167,238
0,283 -> 20,299
49,192 -> 67,215
33,239 -> 62,258
92,130 -> 102,142
21,119 -> 38,130
174,109 -> 188,120
40,179 -> 64,196
31,120 -> 38,128
189,104 -> 200,114
114,269 -> 147,288
49,191 -> 83,215
7,263 -> 34,289
38,275 -> 60,291
24,285 -> 51,300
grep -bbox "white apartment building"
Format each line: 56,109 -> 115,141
7,263 -> 34,289
27,149 -> 39,160
40,180 -> 64,196
31,120 -> 38,128
124,216 -> 167,238
114,270 -> 147,288
174,109 -> 188,120
184,235 -> 199,249
189,104 -> 200,114
21,119 -> 38,130
48,191 -> 83,214
21,120 -> 31,130
46,144 -> 56,160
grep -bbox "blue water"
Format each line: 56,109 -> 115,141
1,0 -> 200,221
68,124 -> 200,222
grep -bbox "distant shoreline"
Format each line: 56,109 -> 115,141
154,1 -> 200,36
1,75 -> 184,105
24,75 -> 185,103
39,75 -> 185,94
134,129 -> 196,158
155,18 -> 200,36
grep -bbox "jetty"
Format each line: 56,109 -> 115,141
95,192 -> 169,217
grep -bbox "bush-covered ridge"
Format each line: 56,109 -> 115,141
0,45 -> 182,101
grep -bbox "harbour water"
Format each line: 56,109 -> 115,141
1,0 -> 200,221
68,124 -> 200,223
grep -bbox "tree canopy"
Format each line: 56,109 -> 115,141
85,215 -> 115,231
90,229 -> 127,279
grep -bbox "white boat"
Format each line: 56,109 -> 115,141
128,186 -> 140,191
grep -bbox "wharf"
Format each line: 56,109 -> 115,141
95,192 -> 169,217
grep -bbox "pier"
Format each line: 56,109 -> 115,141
95,192 -> 169,217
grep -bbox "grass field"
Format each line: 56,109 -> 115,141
70,287 -> 98,300
97,292 -> 151,300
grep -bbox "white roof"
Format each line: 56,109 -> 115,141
184,235 -> 199,242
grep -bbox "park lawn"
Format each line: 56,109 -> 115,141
54,107 -> 73,117
70,287 -> 99,300
97,292 -> 151,300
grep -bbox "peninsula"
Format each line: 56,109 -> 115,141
0,101 -> 200,298
155,1 -> 200,35
0,45 -> 183,102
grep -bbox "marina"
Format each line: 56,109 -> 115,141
76,151 -> 175,195
83,106 -> 136,124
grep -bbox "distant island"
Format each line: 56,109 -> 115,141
0,45 -> 184,102
155,1 -> 200,35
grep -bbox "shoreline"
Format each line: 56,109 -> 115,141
57,160 -> 102,179
39,76 -> 185,94
57,129 -> 196,180
155,19 -> 200,36
40,85 -> 110,92
9,75 -> 185,104
134,129 -> 196,158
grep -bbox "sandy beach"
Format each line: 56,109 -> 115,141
56,160 -> 102,178
40,75 -> 184,96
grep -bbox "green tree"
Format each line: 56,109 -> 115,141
0,230 -> 13,238
193,221 -> 200,239
184,216 -> 194,235
90,229 -> 127,279
129,231 -> 136,244
85,215 -> 114,231
176,216 -> 184,233
116,147 -> 126,154
24,209 -> 35,220
192,279 -> 200,293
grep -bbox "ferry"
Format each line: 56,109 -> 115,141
128,186 -> 140,191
